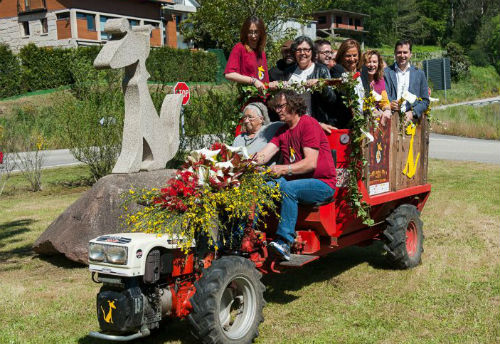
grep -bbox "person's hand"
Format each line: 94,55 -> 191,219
405,111 -> 414,124
319,122 -> 337,135
267,81 -> 279,90
390,100 -> 400,112
254,79 -> 266,91
380,109 -> 391,126
305,79 -> 318,87
270,164 -> 287,177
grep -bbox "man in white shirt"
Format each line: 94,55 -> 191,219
384,39 -> 430,123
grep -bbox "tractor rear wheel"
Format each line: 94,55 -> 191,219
383,204 -> 424,269
188,256 -> 265,344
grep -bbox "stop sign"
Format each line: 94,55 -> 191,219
173,82 -> 190,106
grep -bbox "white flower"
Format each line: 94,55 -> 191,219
188,148 -> 220,163
194,165 -> 208,186
360,129 -> 374,143
227,145 -> 250,160
341,72 -> 349,83
402,90 -> 417,104
215,161 -> 233,170
371,90 -> 382,102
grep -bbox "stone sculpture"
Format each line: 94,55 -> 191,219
94,18 -> 183,173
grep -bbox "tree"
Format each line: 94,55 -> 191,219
181,0 -> 316,52
476,15 -> 500,73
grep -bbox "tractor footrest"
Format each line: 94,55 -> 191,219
279,254 -> 319,267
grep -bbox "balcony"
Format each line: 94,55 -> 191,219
162,0 -> 198,14
17,0 -> 47,15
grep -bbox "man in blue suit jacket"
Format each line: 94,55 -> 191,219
384,39 -> 430,123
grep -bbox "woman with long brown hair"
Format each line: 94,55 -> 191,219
363,50 -> 391,125
224,16 -> 269,91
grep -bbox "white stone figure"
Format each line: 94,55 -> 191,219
94,18 -> 183,173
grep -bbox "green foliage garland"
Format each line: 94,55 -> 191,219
239,73 -> 376,225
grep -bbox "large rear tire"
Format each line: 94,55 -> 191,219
383,204 -> 424,269
188,256 -> 265,344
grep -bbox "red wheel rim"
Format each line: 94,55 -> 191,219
406,221 -> 418,257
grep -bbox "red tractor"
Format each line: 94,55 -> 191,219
88,118 -> 430,343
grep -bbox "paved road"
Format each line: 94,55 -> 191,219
433,96 -> 500,110
429,133 -> 500,165
3,134 -> 499,171
7,149 -> 81,172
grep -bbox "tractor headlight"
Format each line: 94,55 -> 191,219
106,245 -> 128,265
89,243 -> 106,262
89,244 -> 128,265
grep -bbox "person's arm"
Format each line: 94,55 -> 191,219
225,72 -> 265,89
254,142 -> 279,165
270,147 -> 319,176
411,71 -> 430,119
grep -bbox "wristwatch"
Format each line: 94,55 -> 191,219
287,165 -> 292,176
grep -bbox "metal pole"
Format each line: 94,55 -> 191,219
443,58 -> 447,102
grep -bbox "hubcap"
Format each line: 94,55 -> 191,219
406,221 -> 418,257
218,275 -> 257,340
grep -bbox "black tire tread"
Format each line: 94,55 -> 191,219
188,256 -> 265,344
383,204 -> 424,269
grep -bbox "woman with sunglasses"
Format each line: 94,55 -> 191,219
224,16 -> 269,91
270,36 -> 337,134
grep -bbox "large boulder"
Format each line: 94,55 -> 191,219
33,169 -> 176,264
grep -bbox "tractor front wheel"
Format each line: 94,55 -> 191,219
383,204 -> 424,269
188,256 -> 265,344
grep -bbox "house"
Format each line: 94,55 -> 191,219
270,19 -> 316,42
313,9 -> 368,47
0,0 -> 198,52
161,0 -> 199,49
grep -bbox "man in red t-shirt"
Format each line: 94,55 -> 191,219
255,90 -> 336,260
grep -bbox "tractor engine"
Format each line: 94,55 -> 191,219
88,234 -> 196,340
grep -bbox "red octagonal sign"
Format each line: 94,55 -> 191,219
173,81 -> 190,106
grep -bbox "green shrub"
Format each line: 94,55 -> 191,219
468,46 -> 490,67
445,42 -> 470,81
0,105 -> 65,151
182,85 -> 240,149
1,45 -> 218,99
55,72 -> 124,182
147,46 -> 218,83
0,44 -> 22,98
18,43 -> 73,91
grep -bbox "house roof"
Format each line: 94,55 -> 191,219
313,9 -> 369,18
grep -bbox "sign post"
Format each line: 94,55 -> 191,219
173,82 -> 190,149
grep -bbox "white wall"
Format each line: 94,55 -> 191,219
270,20 -> 317,41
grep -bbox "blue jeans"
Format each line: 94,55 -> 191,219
269,177 -> 335,244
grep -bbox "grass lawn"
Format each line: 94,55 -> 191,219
431,103 -> 500,140
0,161 -> 499,344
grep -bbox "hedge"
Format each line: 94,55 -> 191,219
0,44 -> 219,99
0,44 -> 22,98
147,46 -> 218,83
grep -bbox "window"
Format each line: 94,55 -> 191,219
57,12 -> 70,20
100,16 -> 115,40
129,19 -> 139,27
22,21 -> 30,36
176,15 -> 181,30
335,16 -> 342,25
77,13 -> 96,31
355,18 -> 361,28
317,16 -> 326,24
41,18 -> 48,34
144,21 -> 159,28
348,18 -> 353,26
